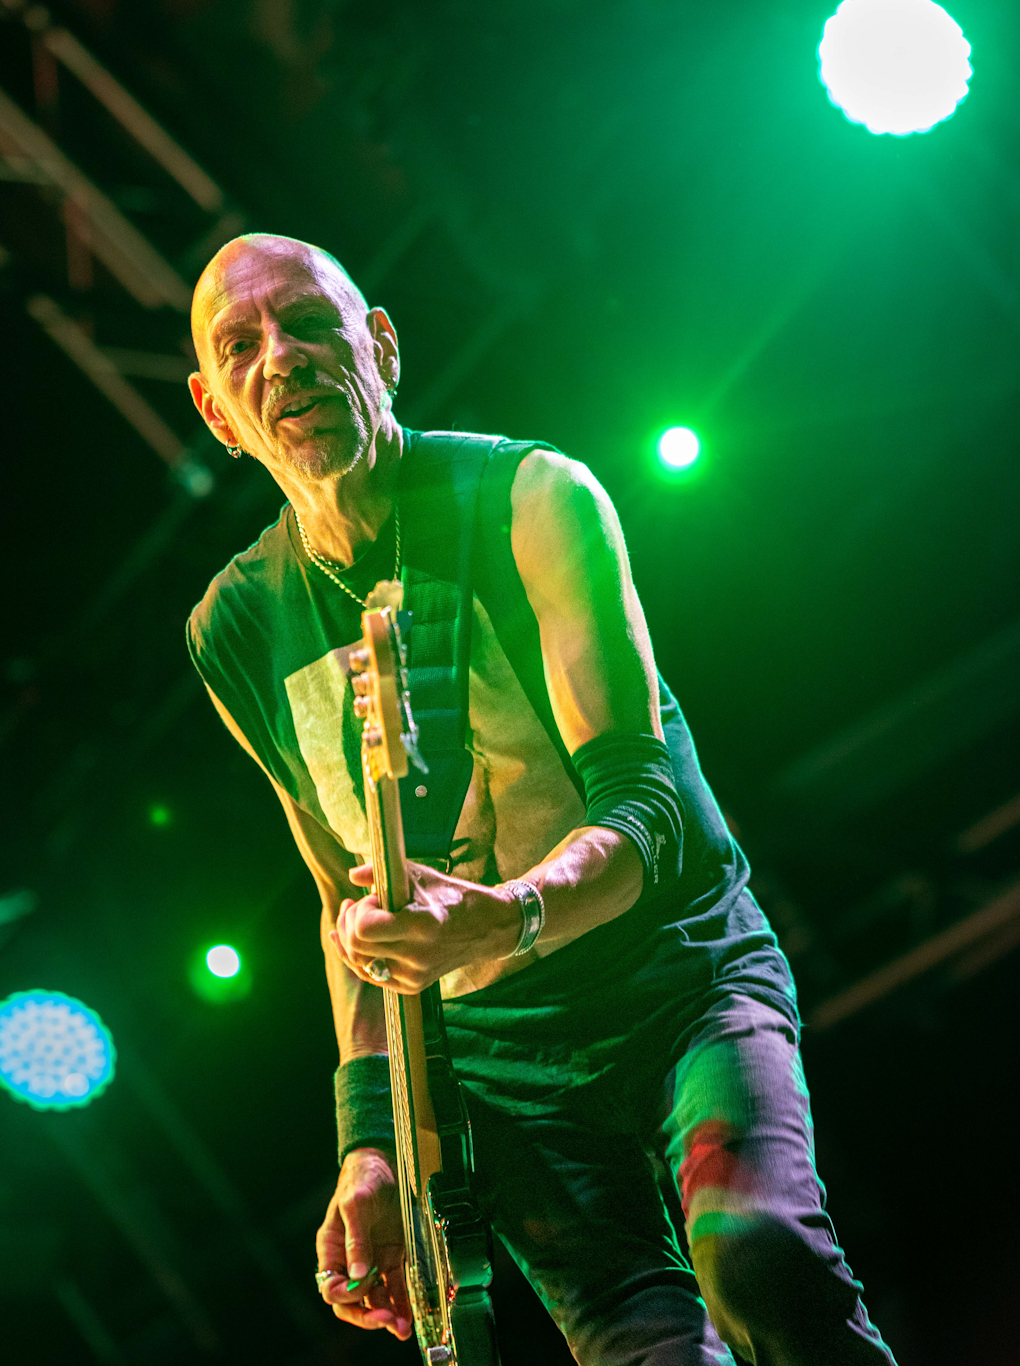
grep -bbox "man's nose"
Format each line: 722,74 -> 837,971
262,325 -> 305,379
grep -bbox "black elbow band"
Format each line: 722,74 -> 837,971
334,1055 -> 395,1168
571,732 -> 683,893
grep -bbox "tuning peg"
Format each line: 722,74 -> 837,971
353,696 -> 370,718
364,727 -> 382,748
351,672 -> 371,695
349,648 -> 369,673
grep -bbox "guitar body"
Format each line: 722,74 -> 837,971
354,585 -> 499,1366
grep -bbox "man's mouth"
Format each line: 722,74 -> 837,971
275,390 -> 347,424
279,398 -> 320,420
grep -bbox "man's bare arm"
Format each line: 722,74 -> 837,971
512,448 -> 663,749
205,685 -> 388,1061
504,449 -> 663,943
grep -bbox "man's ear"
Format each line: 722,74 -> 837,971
367,307 -> 400,391
188,371 -> 237,447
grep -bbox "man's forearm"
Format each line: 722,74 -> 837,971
518,824 -> 645,950
333,826 -> 650,991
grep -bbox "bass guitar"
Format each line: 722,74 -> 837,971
350,580 -> 499,1366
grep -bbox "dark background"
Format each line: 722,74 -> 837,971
1,1 -> 1019,1362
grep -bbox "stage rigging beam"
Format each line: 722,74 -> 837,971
26,294 -> 213,496
37,24 -> 225,214
0,84 -> 192,310
809,875 -> 1020,1030
773,616 -> 1020,818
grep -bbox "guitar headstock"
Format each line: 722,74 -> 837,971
349,580 -> 425,785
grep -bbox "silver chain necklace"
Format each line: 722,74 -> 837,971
293,504 -> 401,608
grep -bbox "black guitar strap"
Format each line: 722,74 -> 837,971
397,429 -> 582,869
396,430 -> 499,866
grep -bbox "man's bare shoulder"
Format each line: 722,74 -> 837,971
512,447 -> 607,506
510,448 -> 622,573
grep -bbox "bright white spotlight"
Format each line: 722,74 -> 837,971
658,427 -> 700,469
206,944 -> 241,979
819,0 -> 971,136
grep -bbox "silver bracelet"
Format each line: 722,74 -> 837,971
501,879 -> 545,957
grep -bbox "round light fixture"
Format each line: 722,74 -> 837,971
0,990 -> 115,1111
658,427 -> 701,469
205,944 -> 241,979
190,940 -> 251,1003
819,0 -> 972,136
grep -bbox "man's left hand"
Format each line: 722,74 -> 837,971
331,862 -> 521,991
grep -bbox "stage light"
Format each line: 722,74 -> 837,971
148,803 -> 172,827
205,944 -> 241,979
658,427 -> 700,469
0,990 -> 115,1111
190,941 -> 251,1002
819,0 -> 971,136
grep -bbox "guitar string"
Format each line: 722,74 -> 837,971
384,987 -> 419,1287
366,769 -> 424,1301
381,798 -> 417,1203
376,760 -> 448,1335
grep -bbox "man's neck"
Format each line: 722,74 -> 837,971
281,414 -> 403,566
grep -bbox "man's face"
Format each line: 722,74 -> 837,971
191,242 -> 394,482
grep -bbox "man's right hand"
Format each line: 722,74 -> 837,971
315,1147 -> 413,1339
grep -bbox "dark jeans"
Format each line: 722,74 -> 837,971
464,993 -> 896,1366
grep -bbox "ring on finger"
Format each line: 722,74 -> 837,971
366,957 -> 391,983
315,1269 -> 341,1288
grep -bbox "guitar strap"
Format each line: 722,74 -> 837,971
397,430 -> 583,869
396,430 -> 499,867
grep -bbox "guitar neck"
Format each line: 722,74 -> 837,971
368,771 -> 410,913
354,595 -> 498,1364
363,767 -> 442,1196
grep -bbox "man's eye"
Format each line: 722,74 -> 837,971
291,315 -> 332,337
228,338 -> 253,356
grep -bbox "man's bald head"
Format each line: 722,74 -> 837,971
191,233 -> 368,371
187,231 -> 399,486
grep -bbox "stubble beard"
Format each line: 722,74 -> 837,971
273,399 -> 372,483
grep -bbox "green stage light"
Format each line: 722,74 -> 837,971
658,427 -> 700,470
190,942 -> 251,1003
148,803 -> 172,828
819,0 -> 971,136
206,944 -> 241,978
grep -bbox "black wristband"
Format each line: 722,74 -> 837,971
571,732 -> 683,893
334,1054 -> 395,1169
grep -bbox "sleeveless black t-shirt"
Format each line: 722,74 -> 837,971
187,430 -> 797,1020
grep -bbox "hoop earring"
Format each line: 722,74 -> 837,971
225,443 -> 247,459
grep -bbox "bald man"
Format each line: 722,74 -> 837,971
186,234 -> 896,1366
